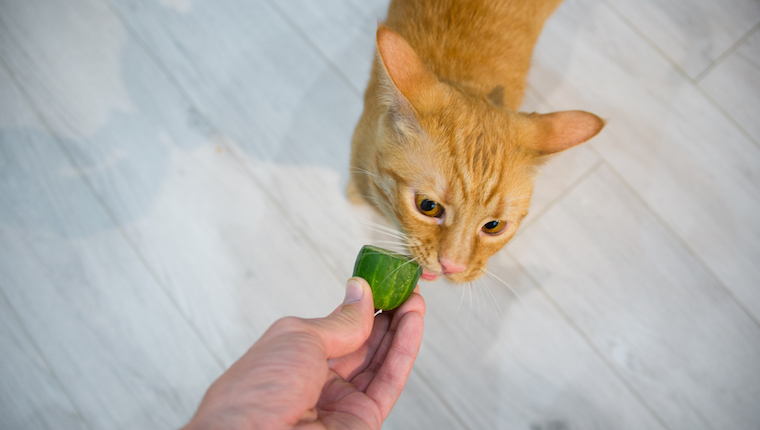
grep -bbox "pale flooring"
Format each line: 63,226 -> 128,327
1,0 -> 759,429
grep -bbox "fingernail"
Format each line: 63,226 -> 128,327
344,278 -> 364,304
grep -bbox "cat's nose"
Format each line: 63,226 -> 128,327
439,257 -> 466,275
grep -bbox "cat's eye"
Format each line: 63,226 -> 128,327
482,220 -> 507,235
415,194 -> 444,218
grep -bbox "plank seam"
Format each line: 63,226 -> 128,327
694,22 -> 760,84
503,252 -> 676,430
0,43 -> 228,377
0,107 -> 94,428
599,160 -> 760,328
263,0 -> 364,97
0,291 -> 94,430
567,1 -> 760,321
601,1 -> 760,151
515,159 -> 604,237
98,0 -> 470,426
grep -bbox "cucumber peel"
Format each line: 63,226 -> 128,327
352,245 -> 422,310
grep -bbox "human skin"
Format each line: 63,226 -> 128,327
182,277 -> 426,430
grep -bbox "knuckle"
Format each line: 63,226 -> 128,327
270,316 -> 306,334
376,371 -> 406,397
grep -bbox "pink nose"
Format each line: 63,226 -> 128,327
439,257 -> 466,275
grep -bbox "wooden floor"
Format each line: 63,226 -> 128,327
1,0 -> 759,428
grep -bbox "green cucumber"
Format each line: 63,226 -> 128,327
352,245 -> 422,310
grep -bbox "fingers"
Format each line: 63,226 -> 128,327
303,277 -> 376,359
328,312 -> 389,380
389,287 -> 426,331
365,288 -> 427,381
365,309 -> 425,419
330,285 -> 426,380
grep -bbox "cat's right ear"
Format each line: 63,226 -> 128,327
375,25 -> 445,127
523,110 -> 605,156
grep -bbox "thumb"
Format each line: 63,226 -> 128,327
306,277 -> 375,359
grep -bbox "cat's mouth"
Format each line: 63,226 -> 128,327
419,266 -> 484,283
420,269 -> 439,281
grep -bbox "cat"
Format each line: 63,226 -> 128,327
348,0 -> 604,283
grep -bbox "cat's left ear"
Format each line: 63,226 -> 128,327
524,110 -> 605,155
376,25 -> 447,115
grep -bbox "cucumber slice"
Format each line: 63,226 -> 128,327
353,245 -> 422,310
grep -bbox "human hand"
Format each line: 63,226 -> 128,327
182,277 -> 426,430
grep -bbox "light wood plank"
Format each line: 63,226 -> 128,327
605,0 -> 760,78
700,28 -> 760,144
7,0 -> 759,428
0,0 -> 460,425
412,253 -> 667,430
0,0 -> 347,364
0,297 -> 87,430
109,0 -> 370,278
243,0 -> 602,270
270,0 -> 389,93
530,0 -> 760,321
269,0 -> 603,227
384,369 -> 468,430
109,1 -> 661,427
0,65 -> 221,429
106,0 -> 466,423
518,90 -> 601,231
262,9 -> 659,425
223,4 -> 637,426
509,165 -> 760,430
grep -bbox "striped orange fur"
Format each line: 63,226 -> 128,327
348,0 -> 604,282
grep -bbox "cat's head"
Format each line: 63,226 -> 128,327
364,26 -> 604,283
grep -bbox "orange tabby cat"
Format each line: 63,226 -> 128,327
348,0 -> 603,283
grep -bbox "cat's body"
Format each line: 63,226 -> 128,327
381,0 -> 565,110
349,0 -> 603,283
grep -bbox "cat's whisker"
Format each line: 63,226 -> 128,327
504,194 -> 531,203
457,280 -> 467,312
475,280 -> 484,322
351,191 -> 379,202
357,223 -> 409,241
473,278 -> 488,317
369,239 -> 408,247
371,240 -> 406,248
346,0 -> 605,334
353,217 -> 410,239
484,260 -> 513,271
369,225 -> 409,240
467,282 -> 474,327
362,224 -> 423,252
370,246 -> 409,255
481,268 -> 524,306
349,166 -> 377,175
369,245 -> 409,255
370,246 -> 411,256
480,276 -> 503,318
355,194 -> 381,206
478,279 -> 491,323
477,277 -> 500,324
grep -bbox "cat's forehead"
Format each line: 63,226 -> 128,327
413,106 -> 534,213
402,151 -> 530,217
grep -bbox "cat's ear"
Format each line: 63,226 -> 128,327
375,25 -> 444,116
524,110 -> 605,155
